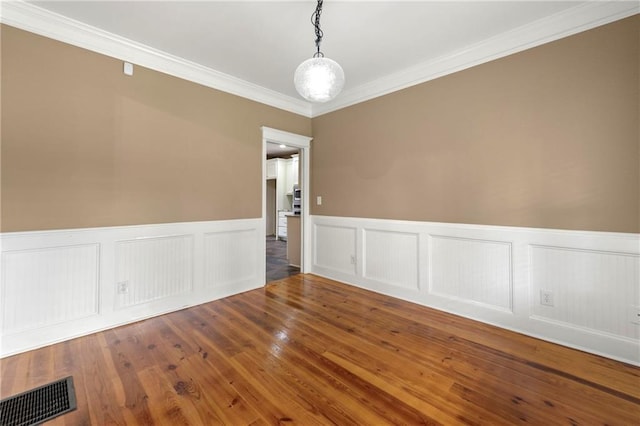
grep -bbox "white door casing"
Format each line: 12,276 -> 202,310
261,127 -> 312,273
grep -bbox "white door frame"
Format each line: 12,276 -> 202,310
262,127 -> 313,277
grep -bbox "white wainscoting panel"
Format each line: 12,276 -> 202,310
363,229 -> 419,290
1,244 -> 99,334
204,229 -> 258,288
430,236 -> 512,312
115,235 -> 194,309
0,218 -> 264,357
310,215 -> 640,365
530,245 -> 640,340
313,224 -> 357,275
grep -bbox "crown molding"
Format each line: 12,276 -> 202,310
311,1 -> 640,117
1,1 -> 636,119
0,0 -> 313,117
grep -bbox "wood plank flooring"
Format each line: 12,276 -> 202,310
1,274 -> 639,425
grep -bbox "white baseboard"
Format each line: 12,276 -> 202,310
0,219 -> 265,357
310,215 -> 640,366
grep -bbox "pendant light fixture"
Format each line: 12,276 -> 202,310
294,0 -> 345,103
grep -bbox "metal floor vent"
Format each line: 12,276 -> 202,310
0,376 -> 77,426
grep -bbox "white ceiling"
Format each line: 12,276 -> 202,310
267,142 -> 298,157
7,1 -> 639,116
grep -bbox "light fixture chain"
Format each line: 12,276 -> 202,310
312,0 -> 324,58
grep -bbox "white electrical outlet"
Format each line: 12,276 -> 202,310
117,281 -> 129,294
540,290 -> 554,307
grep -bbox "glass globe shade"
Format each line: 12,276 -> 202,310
294,57 -> 345,103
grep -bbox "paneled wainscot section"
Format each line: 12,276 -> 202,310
0,219 -> 263,357
311,215 -> 640,365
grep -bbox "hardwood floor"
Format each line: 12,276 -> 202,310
1,274 -> 638,425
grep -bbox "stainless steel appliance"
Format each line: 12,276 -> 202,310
292,185 -> 301,215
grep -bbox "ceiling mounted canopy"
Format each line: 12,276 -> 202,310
294,0 -> 345,103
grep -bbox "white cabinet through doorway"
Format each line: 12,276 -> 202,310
287,155 -> 299,192
267,157 -> 298,211
266,158 -> 278,179
277,211 -> 288,240
266,158 -> 288,211
267,156 -> 299,239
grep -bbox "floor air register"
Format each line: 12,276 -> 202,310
0,376 -> 77,426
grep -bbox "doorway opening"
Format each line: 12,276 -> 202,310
266,143 -> 300,282
262,127 -> 312,284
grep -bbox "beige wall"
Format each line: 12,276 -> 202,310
311,16 -> 639,233
1,25 -> 311,232
3,17 -> 639,234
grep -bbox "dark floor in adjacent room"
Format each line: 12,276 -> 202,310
266,235 -> 299,282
